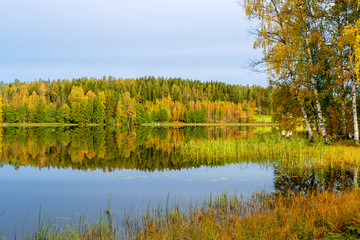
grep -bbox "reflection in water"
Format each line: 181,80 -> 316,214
0,126 -> 359,188
274,165 -> 360,194
0,126 -> 358,192
0,126 -> 257,171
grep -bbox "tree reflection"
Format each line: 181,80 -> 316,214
274,165 -> 360,194
0,126 -> 256,172
2,126 -> 358,195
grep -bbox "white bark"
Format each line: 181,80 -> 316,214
310,104 -> 319,135
354,167 -> 358,189
313,114 -> 319,135
352,78 -> 359,143
311,78 -> 328,143
341,99 -> 346,137
294,89 -> 314,140
306,42 -> 328,143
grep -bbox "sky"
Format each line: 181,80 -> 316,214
0,0 -> 268,86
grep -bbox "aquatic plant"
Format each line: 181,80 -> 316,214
177,135 -> 360,169
128,190 -> 360,239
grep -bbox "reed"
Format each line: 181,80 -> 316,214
129,190 -> 360,240
10,209 -> 118,240
177,135 -> 360,169
7,190 -> 360,239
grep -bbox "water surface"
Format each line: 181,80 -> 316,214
0,126 -> 358,238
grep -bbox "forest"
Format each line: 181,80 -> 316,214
0,67 -> 359,142
244,0 -> 360,143
0,77 -> 273,125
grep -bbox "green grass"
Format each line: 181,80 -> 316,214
176,135 -> 360,169
254,115 -> 273,123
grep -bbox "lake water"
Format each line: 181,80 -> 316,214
0,126 -> 358,238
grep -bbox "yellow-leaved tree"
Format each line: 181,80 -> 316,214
244,0 -> 359,143
343,0 -> 360,143
356,1 -> 360,81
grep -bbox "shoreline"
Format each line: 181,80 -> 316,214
0,122 -> 278,127
141,122 -> 278,127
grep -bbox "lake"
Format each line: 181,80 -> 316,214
0,126 -> 358,238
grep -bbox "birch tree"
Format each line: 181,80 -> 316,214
333,0 -> 359,143
244,0 -> 359,143
244,0 -> 317,140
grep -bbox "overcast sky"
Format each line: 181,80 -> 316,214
0,0 -> 267,86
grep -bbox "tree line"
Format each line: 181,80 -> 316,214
244,0 -> 360,143
0,76 -> 274,124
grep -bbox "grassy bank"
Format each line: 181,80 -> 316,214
5,190 -> 360,239
253,115 -> 273,123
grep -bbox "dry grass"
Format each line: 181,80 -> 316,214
129,190 -> 360,240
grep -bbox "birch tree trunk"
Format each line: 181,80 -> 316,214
294,88 -> 314,141
313,113 -> 319,135
347,18 -> 359,143
352,78 -> 359,143
310,103 -> 320,135
354,167 -> 358,189
306,41 -> 328,143
341,98 -> 347,137
310,76 -> 328,143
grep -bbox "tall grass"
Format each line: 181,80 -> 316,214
9,208 -> 119,240
6,190 -> 360,239
129,190 -> 360,240
177,135 -> 360,169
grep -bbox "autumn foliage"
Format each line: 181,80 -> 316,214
0,77 -> 273,125
244,0 -> 360,142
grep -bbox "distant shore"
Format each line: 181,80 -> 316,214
0,122 -> 278,127
1,123 -> 79,127
141,122 -> 278,127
